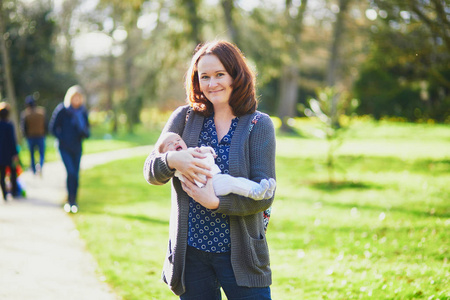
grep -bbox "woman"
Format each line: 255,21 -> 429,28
0,102 -> 19,201
50,85 -> 90,213
144,40 -> 276,299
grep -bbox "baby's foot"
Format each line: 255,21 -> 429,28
263,178 -> 277,199
248,179 -> 270,200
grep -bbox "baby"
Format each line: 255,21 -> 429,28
156,132 -> 276,200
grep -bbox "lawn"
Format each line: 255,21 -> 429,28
72,119 -> 450,300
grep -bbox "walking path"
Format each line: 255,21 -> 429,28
0,146 -> 152,300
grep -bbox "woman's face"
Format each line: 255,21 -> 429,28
197,54 -> 233,107
71,93 -> 84,109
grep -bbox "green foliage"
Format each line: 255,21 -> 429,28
354,65 -> 421,120
4,1 -> 77,115
73,119 -> 450,299
355,0 -> 450,122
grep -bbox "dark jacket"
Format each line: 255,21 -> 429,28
0,121 -> 18,166
49,103 -> 90,153
144,105 -> 276,295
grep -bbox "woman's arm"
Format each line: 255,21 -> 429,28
143,106 -> 187,185
143,106 -> 211,186
184,114 -> 276,215
166,148 -> 211,184
215,114 -> 276,216
180,177 -> 219,209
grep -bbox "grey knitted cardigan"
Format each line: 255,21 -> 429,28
143,105 -> 276,296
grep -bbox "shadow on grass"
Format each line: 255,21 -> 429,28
81,209 -> 169,225
300,185 -> 450,219
309,180 -> 383,191
118,213 -> 169,225
329,200 -> 450,219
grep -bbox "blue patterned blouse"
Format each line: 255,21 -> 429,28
187,114 -> 239,253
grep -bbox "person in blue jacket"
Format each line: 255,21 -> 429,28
0,101 -> 19,201
49,85 -> 90,213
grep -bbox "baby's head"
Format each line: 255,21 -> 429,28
156,132 -> 188,153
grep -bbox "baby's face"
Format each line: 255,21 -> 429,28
163,135 -> 187,152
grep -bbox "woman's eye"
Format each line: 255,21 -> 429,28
201,75 -> 209,80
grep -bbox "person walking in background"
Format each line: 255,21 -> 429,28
20,95 -> 46,175
144,40 -> 276,299
0,102 -> 19,201
49,85 -> 90,213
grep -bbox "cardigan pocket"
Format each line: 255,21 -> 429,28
248,234 -> 270,269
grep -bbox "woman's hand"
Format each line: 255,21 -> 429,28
181,178 -> 219,210
166,148 -> 212,185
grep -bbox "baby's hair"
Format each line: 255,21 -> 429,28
155,132 -> 181,153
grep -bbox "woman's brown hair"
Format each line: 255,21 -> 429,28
185,40 -> 257,117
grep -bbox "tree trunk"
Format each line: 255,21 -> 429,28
107,52 -> 117,134
123,8 -> 142,134
58,0 -> 80,73
326,0 -> 350,127
221,0 -> 239,44
182,0 -> 202,45
277,0 -> 308,132
278,66 -> 299,132
326,0 -> 350,87
125,38 -> 134,134
0,0 -> 20,141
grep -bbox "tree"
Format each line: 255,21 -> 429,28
277,0 -> 309,133
0,0 -> 19,139
305,87 -> 358,184
54,0 -> 82,74
326,0 -> 351,87
354,0 -> 450,121
181,0 -> 203,45
221,0 -> 239,44
325,0 -> 352,131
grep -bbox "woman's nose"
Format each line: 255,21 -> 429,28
209,78 -> 218,87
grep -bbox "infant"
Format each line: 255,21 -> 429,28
156,132 -> 276,200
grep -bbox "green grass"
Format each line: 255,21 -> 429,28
73,119 -> 450,300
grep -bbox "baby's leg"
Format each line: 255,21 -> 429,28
213,175 -> 275,200
213,174 -> 261,197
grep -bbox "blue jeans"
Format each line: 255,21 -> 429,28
59,148 -> 81,205
180,246 -> 271,300
27,137 -> 45,173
